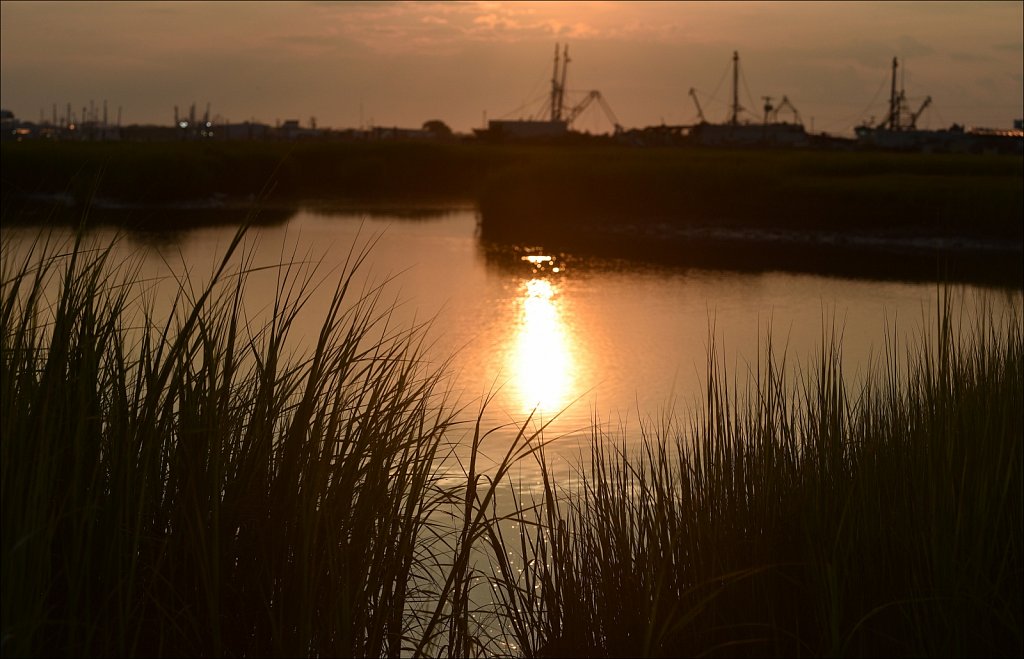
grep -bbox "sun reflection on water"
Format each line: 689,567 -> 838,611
510,275 -> 576,418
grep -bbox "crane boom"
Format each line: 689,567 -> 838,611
772,95 -> 802,126
564,90 -> 622,133
909,95 -> 931,129
564,91 -> 597,124
688,88 -> 706,123
595,93 -> 623,134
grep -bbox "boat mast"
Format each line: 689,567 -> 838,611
887,56 -> 900,131
550,44 -> 561,122
557,44 -> 570,122
731,51 -> 740,125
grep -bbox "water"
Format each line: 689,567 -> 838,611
3,206 -> 1019,480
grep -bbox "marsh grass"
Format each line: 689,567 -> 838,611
2,227 -> 1021,657
0,226 -> 556,657
490,298 -> 1023,656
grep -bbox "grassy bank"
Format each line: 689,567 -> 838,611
476,146 -> 1023,285
2,233 -> 1021,656
479,146 -> 1023,239
1,140 -> 511,205
4,140 -> 1020,283
4,141 -> 1021,230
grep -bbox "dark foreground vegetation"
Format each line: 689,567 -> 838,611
2,230 -> 1021,657
3,140 -> 1021,284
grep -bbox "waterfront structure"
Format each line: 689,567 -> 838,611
475,44 -> 620,141
855,58 -> 1022,154
686,52 -> 811,148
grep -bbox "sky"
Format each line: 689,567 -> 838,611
1,1 -> 1022,136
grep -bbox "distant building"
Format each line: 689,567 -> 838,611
855,124 -> 1023,154
615,125 -> 691,147
217,122 -> 272,141
277,119 -> 321,140
368,126 -> 433,140
689,122 -> 810,148
474,120 -> 569,141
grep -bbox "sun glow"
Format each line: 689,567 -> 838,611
510,277 -> 575,418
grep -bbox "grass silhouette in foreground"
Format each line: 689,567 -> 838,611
2,228 -> 1020,656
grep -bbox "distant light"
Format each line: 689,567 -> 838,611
522,255 -> 552,265
179,121 -> 188,128
205,122 -> 211,127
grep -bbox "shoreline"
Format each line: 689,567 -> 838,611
4,192 -> 1021,288
4,140 -> 1020,286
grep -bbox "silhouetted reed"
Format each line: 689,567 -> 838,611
2,227 -> 1020,657
0,227 -> 555,657
489,297 -> 1022,656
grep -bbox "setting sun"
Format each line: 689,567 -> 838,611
1,1 -> 1020,656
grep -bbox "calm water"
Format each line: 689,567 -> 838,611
4,206 -> 1020,477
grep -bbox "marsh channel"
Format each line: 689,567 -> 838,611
4,203 -> 1019,490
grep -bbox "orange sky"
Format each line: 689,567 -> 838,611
1,1 -> 1021,135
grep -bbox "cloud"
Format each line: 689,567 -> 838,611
298,1 -> 673,53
